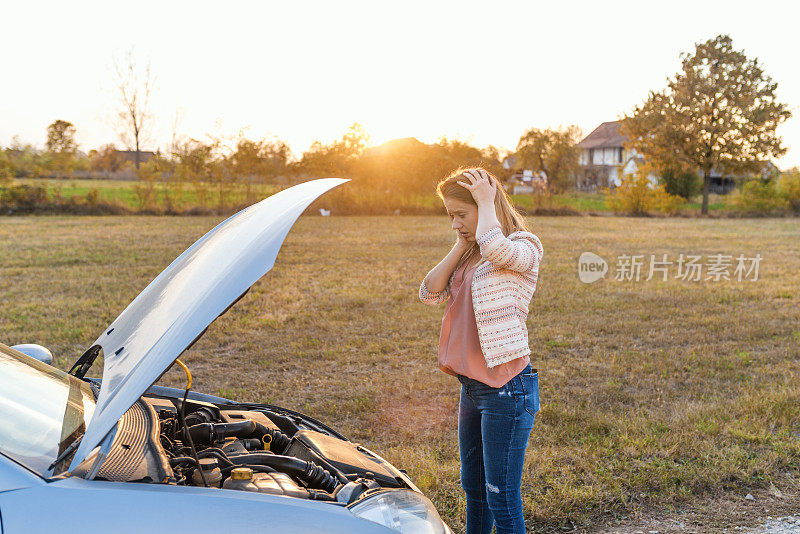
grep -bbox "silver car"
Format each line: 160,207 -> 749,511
0,178 -> 452,533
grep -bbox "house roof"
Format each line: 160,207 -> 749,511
577,121 -> 627,149
502,155 -> 518,170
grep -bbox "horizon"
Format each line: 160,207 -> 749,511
2,0 -> 798,170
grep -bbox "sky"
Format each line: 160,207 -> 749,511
1,0 -> 798,170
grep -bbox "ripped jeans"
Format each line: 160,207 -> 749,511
457,364 -> 540,534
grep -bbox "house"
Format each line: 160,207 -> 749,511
506,169 -> 548,194
114,150 -> 156,167
500,156 -> 548,194
502,155 -> 518,170
576,121 -> 658,191
706,160 -> 781,194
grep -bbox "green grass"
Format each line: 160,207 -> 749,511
34,178 -> 140,205
510,192 -> 611,212
0,215 -> 798,531
550,191 -> 610,212
683,200 -> 728,211
9,178 -> 280,210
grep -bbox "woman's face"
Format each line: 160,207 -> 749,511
443,197 -> 479,242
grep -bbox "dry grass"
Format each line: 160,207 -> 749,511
1,214 -> 798,532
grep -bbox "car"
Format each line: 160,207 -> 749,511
0,177 -> 453,534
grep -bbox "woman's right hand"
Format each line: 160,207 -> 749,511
454,230 -> 472,252
422,231 -> 475,296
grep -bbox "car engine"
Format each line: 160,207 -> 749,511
73,395 -> 406,504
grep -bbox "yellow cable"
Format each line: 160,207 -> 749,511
175,358 -> 192,390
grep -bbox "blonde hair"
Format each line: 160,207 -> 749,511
436,165 -> 531,271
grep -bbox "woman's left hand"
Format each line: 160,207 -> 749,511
457,169 -> 497,206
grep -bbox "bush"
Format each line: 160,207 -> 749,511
604,168 -> 685,215
777,170 -> 800,214
0,184 -> 49,212
660,168 -> 701,200
0,151 -> 14,185
728,177 -> 789,215
0,183 -> 128,215
133,160 -> 161,211
652,187 -> 686,215
85,188 -> 100,207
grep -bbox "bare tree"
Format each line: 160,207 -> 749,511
169,108 -> 185,155
112,49 -> 156,170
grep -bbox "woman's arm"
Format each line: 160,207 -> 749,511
476,225 -> 543,273
419,240 -> 470,305
475,199 -> 502,240
475,197 -> 543,272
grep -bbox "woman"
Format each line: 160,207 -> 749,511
418,166 -> 543,534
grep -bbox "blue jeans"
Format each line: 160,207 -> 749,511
457,364 -> 540,534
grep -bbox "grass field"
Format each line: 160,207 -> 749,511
1,214 -> 798,531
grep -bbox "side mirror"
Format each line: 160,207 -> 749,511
12,344 -> 54,365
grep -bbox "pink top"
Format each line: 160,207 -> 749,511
438,254 -> 530,388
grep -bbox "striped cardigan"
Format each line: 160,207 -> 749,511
419,225 -> 544,368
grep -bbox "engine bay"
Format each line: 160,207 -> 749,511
72,394 -> 407,505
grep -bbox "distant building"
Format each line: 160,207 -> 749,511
114,150 -> 156,166
501,156 -> 548,194
576,121 -> 658,191
502,155 -> 518,170
506,169 -> 548,194
705,160 -> 781,194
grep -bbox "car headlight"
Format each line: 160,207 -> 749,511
349,489 -> 450,533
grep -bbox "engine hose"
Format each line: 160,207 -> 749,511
250,422 -> 291,454
300,446 -> 350,484
241,438 -> 263,450
246,423 -> 347,484
306,489 -> 336,501
169,456 -> 199,468
228,453 -> 339,493
184,407 -> 217,426
185,420 -> 256,445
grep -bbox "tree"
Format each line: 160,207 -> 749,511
46,120 -> 77,154
45,119 -> 78,175
89,143 -> 126,172
112,49 -> 156,170
229,136 -> 291,182
298,122 -> 370,177
6,137 -> 47,178
620,34 -> 792,215
432,137 -> 505,183
514,125 -> 582,193
171,138 -> 220,209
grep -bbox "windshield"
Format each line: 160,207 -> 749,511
0,343 -> 96,477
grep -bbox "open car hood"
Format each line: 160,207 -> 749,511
68,178 -> 348,471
